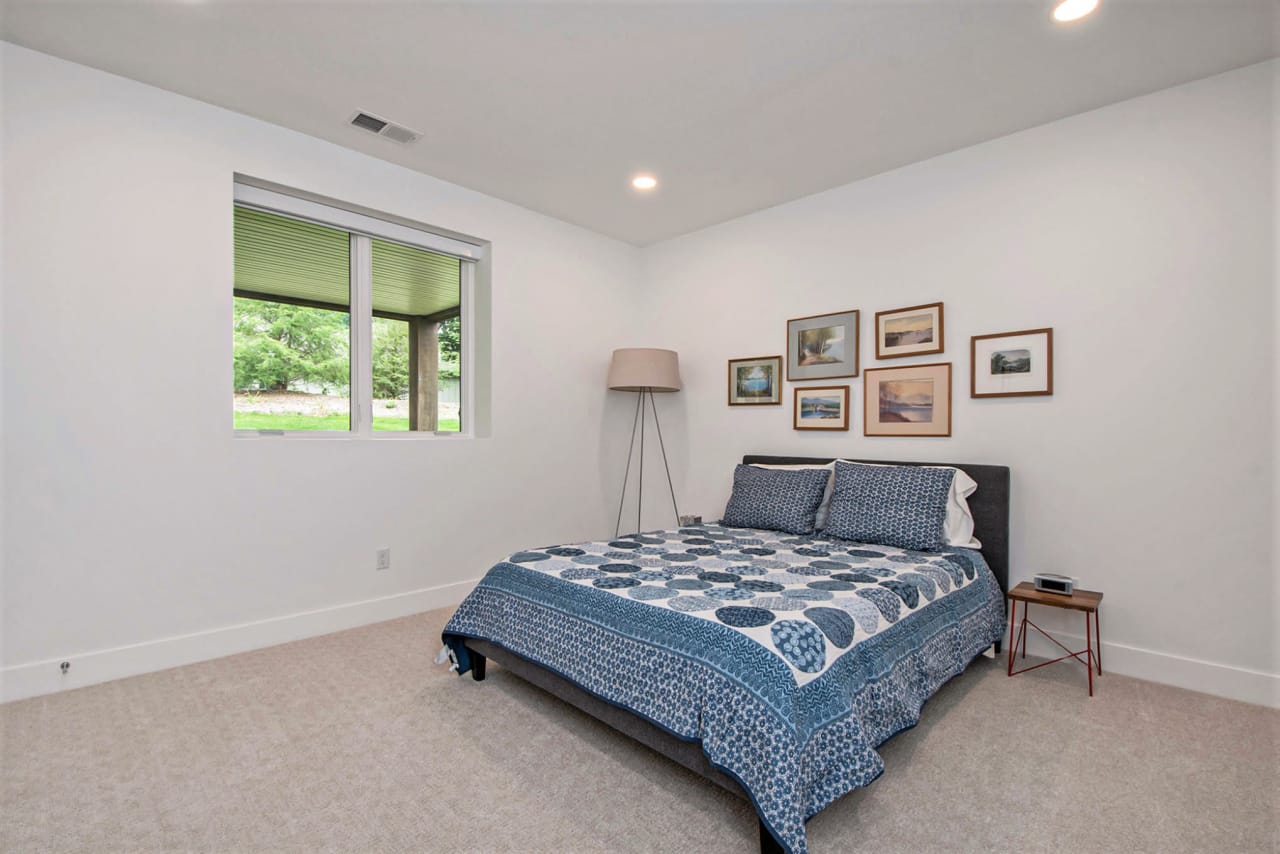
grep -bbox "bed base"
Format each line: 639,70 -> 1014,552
464,639 -> 784,854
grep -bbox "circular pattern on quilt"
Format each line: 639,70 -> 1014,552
600,563 -> 640,574
686,547 -> 721,557
771,620 -> 826,673
605,551 -> 647,560
559,567 -> 605,581
749,559 -> 791,570
547,547 -> 585,557
879,579 -> 920,609
809,560 -> 850,571
632,535 -> 666,545
857,586 -> 901,622
632,569 -> 673,582
750,596 -> 807,612
847,549 -> 886,558
831,572 -> 885,585
698,571 -> 741,584
593,576 -> 641,590
706,587 -> 756,601
660,552 -> 700,563
727,564 -> 766,576
835,596 -> 882,634
668,595 -> 720,612
741,547 -> 776,556
572,554 -> 608,566
916,565 -> 952,594
666,563 -> 704,576
634,557 -> 671,568
888,554 -> 929,565
736,579 -> 784,593
897,572 -> 937,601
784,565 -> 832,577
715,606 -> 776,628
510,551 -> 549,563
682,537 -> 716,546
793,547 -> 831,558
607,540 -> 643,550
781,588 -> 834,601
804,607 -> 856,649
809,580 -> 857,592
628,585 -> 678,601
666,578 -> 712,590
636,547 -> 666,556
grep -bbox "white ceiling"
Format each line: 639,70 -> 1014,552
2,1 -> 1276,245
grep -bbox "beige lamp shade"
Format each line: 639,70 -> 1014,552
607,348 -> 681,392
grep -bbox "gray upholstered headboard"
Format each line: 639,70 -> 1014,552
741,455 -> 1010,593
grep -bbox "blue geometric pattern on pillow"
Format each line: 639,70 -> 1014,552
721,464 -> 831,535
823,462 -> 954,551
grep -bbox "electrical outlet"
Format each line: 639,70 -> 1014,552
376,548 -> 391,571
60,661 -> 70,674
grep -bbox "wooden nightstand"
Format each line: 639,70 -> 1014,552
1006,581 -> 1103,696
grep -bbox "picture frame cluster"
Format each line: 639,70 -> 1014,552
727,302 -> 1053,436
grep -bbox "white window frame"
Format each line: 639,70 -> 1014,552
232,182 -> 480,440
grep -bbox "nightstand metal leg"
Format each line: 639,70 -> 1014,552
1085,611 -> 1094,697
1019,610 -> 1028,659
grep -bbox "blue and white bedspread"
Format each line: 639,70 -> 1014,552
442,524 -> 1005,854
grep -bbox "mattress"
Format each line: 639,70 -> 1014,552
442,523 -> 1005,854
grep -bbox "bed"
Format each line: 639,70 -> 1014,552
442,455 -> 1009,854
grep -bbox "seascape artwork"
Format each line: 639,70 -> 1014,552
878,379 -> 934,423
799,394 -> 843,420
883,313 -> 934,347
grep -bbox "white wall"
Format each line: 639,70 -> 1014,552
0,44 -> 643,700
641,61 -> 1278,706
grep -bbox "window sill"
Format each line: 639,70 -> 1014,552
233,430 -> 473,440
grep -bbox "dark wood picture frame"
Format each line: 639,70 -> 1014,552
793,385 -> 850,431
786,310 -> 860,381
874,302 -> 944,360
970,328 -> 1054,398
863,362 -> 952,437
727,355 -> 783,406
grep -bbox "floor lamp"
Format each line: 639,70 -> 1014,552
607,348 -> 682,538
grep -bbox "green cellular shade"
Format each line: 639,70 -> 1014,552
234,206 -> 350,307
233,205 -> 461,319
371,238 -> 460,317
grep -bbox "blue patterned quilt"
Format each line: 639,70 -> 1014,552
442,524 -> 1005,854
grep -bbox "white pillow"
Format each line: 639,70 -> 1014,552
750,463 -> 836,529
750,461 -> 980,548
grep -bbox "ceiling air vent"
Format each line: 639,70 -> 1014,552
349,111 -> 421,144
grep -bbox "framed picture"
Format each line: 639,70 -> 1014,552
793,385 -> 850,431
863,362 -> 952,437
786,310 -> 859,381
875,302 -> 944,359
971,328 -> 1053,398
727,355 -> 783,405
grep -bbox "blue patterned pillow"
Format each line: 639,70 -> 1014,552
721,464 -> 831,535
822,462 -> 955,550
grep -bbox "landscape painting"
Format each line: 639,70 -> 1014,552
864,363 -> 951,436
884,314 -> 934,347
878,379 -> 934,423
798,326 -> 845,366
793,385 -> 850,430
786,310 -> 859,381
970,328 -> 1053,398
990,349 -> 1031,374
727,355 -> 782,405
875,302 -> 944,359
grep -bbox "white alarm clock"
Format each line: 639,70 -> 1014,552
1033,573 -> 1076,595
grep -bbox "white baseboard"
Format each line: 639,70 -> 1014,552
1,579 -> 480,704
1013,629 -> 1279,708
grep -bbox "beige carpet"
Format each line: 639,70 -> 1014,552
2,607 -> 1276,854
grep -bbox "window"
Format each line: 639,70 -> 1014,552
232,182 -> 478,435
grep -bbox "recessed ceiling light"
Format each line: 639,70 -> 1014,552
1052,0 -> 1098,23
631,175 -> 658,191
